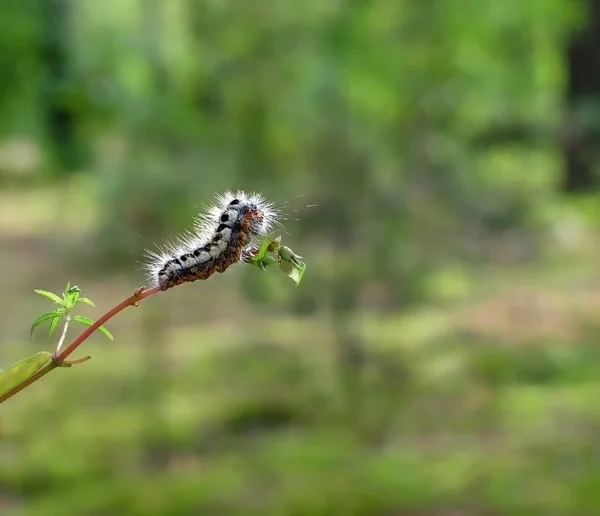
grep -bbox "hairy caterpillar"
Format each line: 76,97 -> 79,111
144,191 -> 280,291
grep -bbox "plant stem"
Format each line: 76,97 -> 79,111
0,286 -> 161,406
55,286 -> 159,362
55,317 -> 70,354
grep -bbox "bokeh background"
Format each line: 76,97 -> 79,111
1,0 -> 600,514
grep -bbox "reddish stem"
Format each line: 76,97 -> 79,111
55,286 -> 159,362
0,286 -> 161,406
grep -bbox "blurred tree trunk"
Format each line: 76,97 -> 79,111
563,0 -> 600,192
40,0 -> 80,174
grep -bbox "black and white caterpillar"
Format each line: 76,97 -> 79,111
144,191 -> 279,291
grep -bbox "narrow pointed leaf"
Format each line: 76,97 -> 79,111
72,315 -> 114,341
30,311 -> 62,341
0,351 -> 53,398
47,316 -> 60,337
77,297 -> 95,307
34,289 -> 63,305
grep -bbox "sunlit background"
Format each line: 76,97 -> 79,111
1,0 -> 600,514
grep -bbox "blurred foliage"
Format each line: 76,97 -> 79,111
1,0 -> 600,514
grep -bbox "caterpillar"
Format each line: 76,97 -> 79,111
144,191 -> 280,291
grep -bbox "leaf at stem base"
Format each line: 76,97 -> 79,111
0,351 -> 53,397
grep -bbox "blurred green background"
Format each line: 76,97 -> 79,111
1,0 -> 600,514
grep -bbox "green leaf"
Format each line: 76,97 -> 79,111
0,351 -> 53,398
72,315 -> 114,341
280,259 -> 306,286
260,255 -> 281,270
64,285 -> 81,310
30,311 -> 63,341
77,297 -> 95,307
255,237 -> 273,262
34,289 -> 63,305
66,285 -> 81,295
246,238 -> 307,286
279,246 -> 306,287
267,236 -> 281,253
47,316 -> 60,337
279,245 -> 303,265
247,236 -> 284,269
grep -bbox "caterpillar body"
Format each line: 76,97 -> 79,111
145,191 -> 279,291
